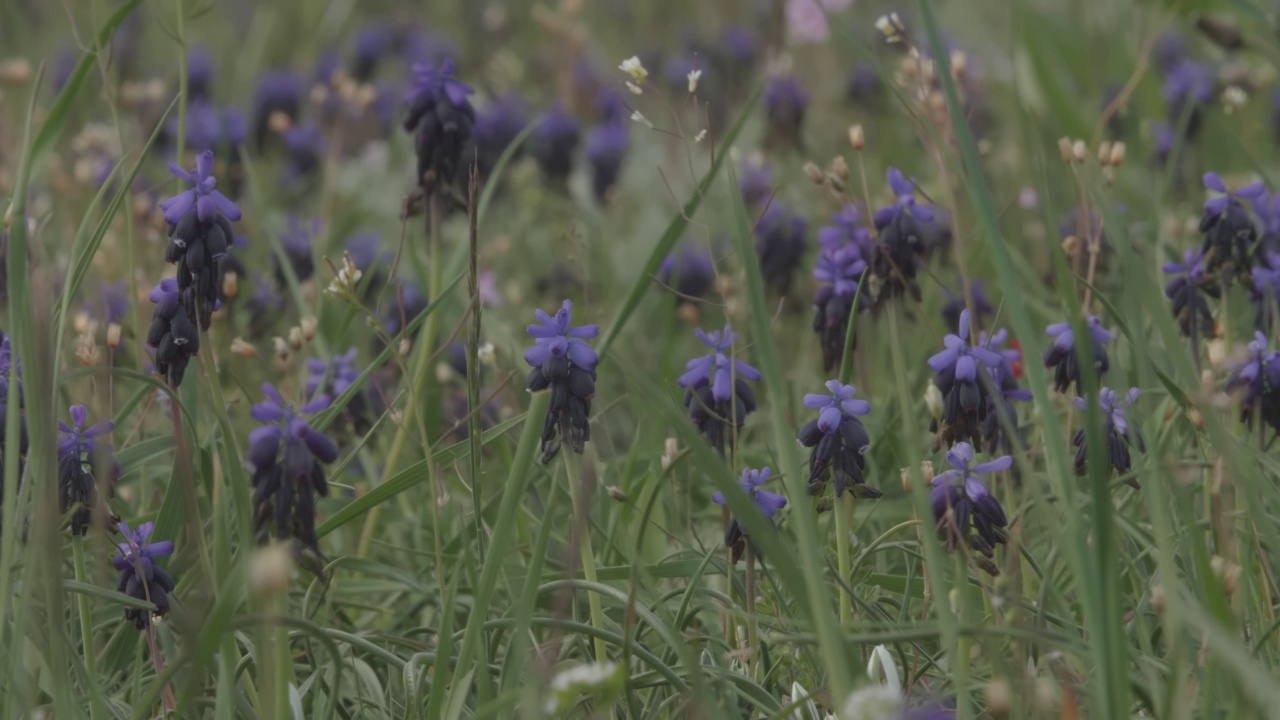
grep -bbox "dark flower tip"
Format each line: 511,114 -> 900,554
58,405 -> 119,535
1043,315 -> 1112,393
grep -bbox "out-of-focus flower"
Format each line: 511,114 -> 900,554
738,155 -> 773,207
403,58 -> 475,192
1225,331 -> 1280,431
281,123 -> 325,183
585,120 -> 628,202
812,214 -> 869,371
275,216 -> 320,285
1164,247 -> 1218,338
532,103 -> 582,186
1072,387 -> 1144,488
659,242 -> 716,308
1043,315 -> 1112,394
351,21 -> 393,82
941,280 -> 993,333
113,521 -> 176,629
308,348 -> 369,431
1199,171 -> 1263,279
763,75 -> 807,147
1163,60 -> 1215,140
786,0 -> 854,44
58,405 -> 119,535
754,201 -> 808,296
871,168 -> 935,302
252,70 -> 304,150
247,383 -> 338,555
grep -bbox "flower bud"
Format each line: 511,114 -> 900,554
1057,137 -> 1073,163
831,155 -> 850,181
223,271 -> 239,300
289,326 -> 304,351
1150,584 -> 1165,613
1097,141 -> 1112,166
924,383 -> 944,420
606,486 -> 628,502
849,124 -> 865,151
803,161 -> 824,185
106,323 -> 122,349
300,316 -> 318,342
1108,142 -> 1126,167
231,337 -> 258,358
985,679 -> 1011,718
1071,139 -> 1088,163
249,542 -> 293,599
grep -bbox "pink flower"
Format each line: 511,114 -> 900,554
786,0 -> 854,44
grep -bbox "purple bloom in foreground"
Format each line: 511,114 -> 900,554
930,442 -> 1010,575
797,380 -> 879,499
248,383 -> 338,555
713,466 -> 787,563
58,405 -> 119,536
1072,387 -> 1144,488
678,326 -> 760,457
1043,314 -> 1112,393
525,300 -> 599,463
113,521 -> 176,629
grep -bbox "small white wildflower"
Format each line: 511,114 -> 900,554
619,56 -> 648,83
687,69 -> 702,93
626,81 -> 643,95
545,662 -> 622,714
839,685 -> 904,720
694,129 -> 707,143
1223,86 -> 1247,113
478,341 -> 496,367
661,437 -> 678,470
630,110 -> 653,128
875,13 -> 906,43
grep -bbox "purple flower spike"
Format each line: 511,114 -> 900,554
403,58 -> 476,192
929,442 -> 1010,573
797,379 -> 878,499
58,405 -> 120,536
247,383 -> 338,555
113,521 -> 177,629
525,300 -> 600,463
1225,333 -> 1280,432
928,310 -> 1005,449
677,325 -> 760,458
1043,315 -> 1112,393
871,167 -> 942,301
1072,387 -> 1145,487
713,466 -> 787,563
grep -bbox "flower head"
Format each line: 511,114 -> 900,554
404,58 -> 474,124
472,93 -> 529,178
713,466 -> 787,563
755,201 -> 808,296
1043,315 -> 1112,393
941,280 -> 993,332
532,103 -> 582,185
739,155 -> 773,207
146,278 -> 200,387
275,216 -> 319,285
798,380 -> 878,499
1072,387 -> 1144,486
403,58 -> 476,191
113,521 -> 176,629
871,168 -> 937,302
525,300 -> 600,463
930,442 -> 1010,572
585,121 -> 629,201
1225,332 -> 1280,430
1164,247 -> 1219,337
659,242 -> 715,308
678,326 -> 761,457
247,383 -> 338,554
58,405 -> 119,535
763,75 -> 807,147
158,150 -> 241,226
251,69 -> 303,150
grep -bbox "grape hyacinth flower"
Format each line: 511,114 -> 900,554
585,120 -> 629,202
1163,247 -> 1219,338
872,168 -> 935,302
58,405 -> 119,536
928,310 -> 1005,449
113,521 -> 176,629
525,300 -> 600,464
941,280 -> 993,333
1225,332 -> 1280,432
307,348 -> 368,431
1043,315 -> 1112,394
677,326 -> 761,458
247,383 -> 339,555
274,216 -> 319,286
763,75 -> 807,148
738,155 -> 773,207
146,278 -> 200,388
281,123 -> 325,184
797,380 -> 880,499
846,60 -> 884,106
1199,172 -> 1263,278
1250,252 -> 1280,333
979,329 -> 1032,455
930,442 -> 1010,575
404,58 -> 476,192
351,22 -> 393,82
1072,387 -> 1145,488
245,274 -> 286,339
713,466 -> 787,564
812,236 -> 867,371
186,48 -> 214,100
470,93 -> 529,180
1163,60 -> 1215,141
532,103 -> 582,186
158,149 -> 242,330
659,243 -> 715,311
754,201 -> 808,296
